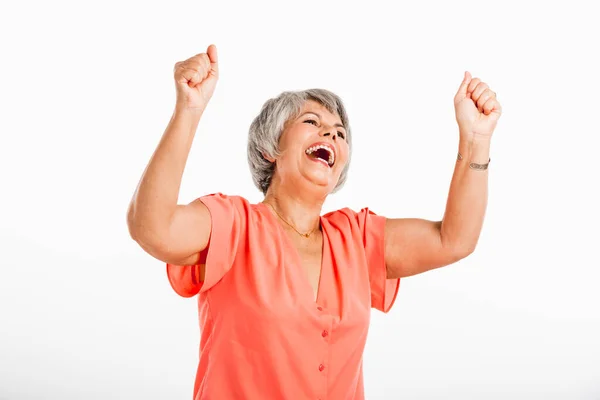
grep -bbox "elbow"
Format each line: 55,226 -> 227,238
126,202 -> 142,241
451,242 -> 477,261
126,202 -> 180,265
126,202 -> 165,248
127,218 -> 170,258
441,235 -> 477,262
440,229 -> 478,262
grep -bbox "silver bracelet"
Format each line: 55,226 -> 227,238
457,152 -> 490,171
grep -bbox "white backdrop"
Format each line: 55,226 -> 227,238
1,0 -> 599,399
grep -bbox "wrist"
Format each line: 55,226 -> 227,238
168,108 -> 203,139
458,134 -> 491,165
460,129 -> 493,143
173,106 -> 205,121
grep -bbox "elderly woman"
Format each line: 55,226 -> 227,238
127,44 -> 501,399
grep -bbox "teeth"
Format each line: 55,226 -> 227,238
305,145 -> 335,166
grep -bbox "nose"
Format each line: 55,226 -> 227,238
321,129 -> 337,140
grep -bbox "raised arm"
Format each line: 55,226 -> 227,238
385,72 -> 502,279
127,45 -> 219,267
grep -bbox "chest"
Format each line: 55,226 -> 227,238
208,218 -> 373,330
288,234 -> 323,302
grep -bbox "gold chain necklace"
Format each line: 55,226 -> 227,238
263,202 -> 318,238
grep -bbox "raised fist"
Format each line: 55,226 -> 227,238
454,71 -> 502,139
173,44 -> 219,112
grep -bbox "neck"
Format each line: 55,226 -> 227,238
263,180 -> 325,235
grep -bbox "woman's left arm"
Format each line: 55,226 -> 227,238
385,72 -> 502,279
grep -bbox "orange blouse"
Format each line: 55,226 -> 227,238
167,193 -> 400,399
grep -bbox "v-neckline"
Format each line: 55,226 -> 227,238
258,202 -> 327,304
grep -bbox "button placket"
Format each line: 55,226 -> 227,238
315,307 -> 332,399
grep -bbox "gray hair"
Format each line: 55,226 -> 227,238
247,89 -> 352,195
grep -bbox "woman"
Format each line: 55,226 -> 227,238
127,44 -> 501,399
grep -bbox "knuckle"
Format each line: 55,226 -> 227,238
468,79 -> 480,91
182,62 -> 202,75
187,60 -> 200,70
200,54 -> 210,67
179,61 -> 194,72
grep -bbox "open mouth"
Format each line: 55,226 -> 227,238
305,144 -> 335,167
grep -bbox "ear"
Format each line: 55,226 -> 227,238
262,152 -> 276,163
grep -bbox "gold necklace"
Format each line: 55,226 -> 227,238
263,202 -> 318,238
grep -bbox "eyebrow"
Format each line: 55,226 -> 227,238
300,112 -> 345,130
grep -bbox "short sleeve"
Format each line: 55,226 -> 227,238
166,193 -> 246,297
356,208 -> 400,313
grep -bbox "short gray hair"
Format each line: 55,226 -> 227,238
247,89 -> 352,195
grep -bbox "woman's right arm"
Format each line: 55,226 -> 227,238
127,45 -> 219,267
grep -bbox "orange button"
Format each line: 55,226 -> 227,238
322,330 -> 328,338
318,364 -> 325,372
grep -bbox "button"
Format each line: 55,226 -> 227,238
317,306 -> 323,311
321,330 -> 328,338
318,364 -> 325,372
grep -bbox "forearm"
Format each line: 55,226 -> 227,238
440,134 -> 491,254
127,108 -> 203,239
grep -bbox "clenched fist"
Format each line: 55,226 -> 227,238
174,44 -> 219,112
454,71 -> 502,140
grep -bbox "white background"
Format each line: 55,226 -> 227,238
1,0 -> 599,399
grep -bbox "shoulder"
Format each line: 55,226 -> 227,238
322,207 -> 385,240
194,192 -> 255,212
323,206 -> 383,227
197,192 -> 250,205
194,192 -> 265,224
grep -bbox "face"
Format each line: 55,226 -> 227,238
269,100 -> 349,193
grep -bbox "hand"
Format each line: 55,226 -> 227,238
454,71 -> 502,140
173,44 -> 219,112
